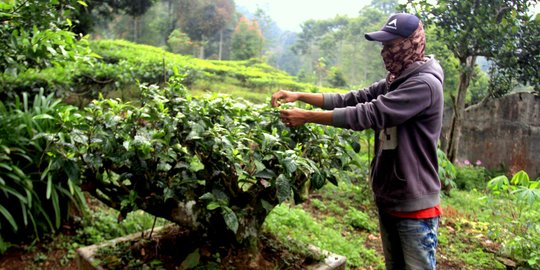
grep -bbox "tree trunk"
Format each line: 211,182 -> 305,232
199,45 -> 205,59
218,29 -> 223,61
199,36 -> 206,59
81,171 -> 275,254
446,55 -> 476,162
132,16 -> 141,43
132,16 -> 137,42
165,0 -> 174,45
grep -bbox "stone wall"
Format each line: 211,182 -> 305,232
451,92 -> 540,178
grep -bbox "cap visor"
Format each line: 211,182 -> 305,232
364,31 -> 401,42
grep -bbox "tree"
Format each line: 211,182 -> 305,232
182,0 -> 235,59
231,17 -> 264,60
0,0 -> 91,78
253,7 -> 278,57
214,0 -> 235,60
403,0 -> 539,162
167,29 -> 194,55
370,0 -> 399,15
314,57 -> 328,87
291,5 -> 392,87
490,13 -> 540,93
268,31 -> 302,75
292,16 -> 350,85
328,66 -> 348,88
72,0 -> 155,37
343,7 -> 388,86
118,0 -> 155,42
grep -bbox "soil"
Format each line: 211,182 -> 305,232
0,226 -> 321,270
91,225 -> 320,270
0,239 -> 77,270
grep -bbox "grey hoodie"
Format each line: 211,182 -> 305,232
322,57 -> 444,212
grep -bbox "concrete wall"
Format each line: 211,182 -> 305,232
452,92 -> 540,178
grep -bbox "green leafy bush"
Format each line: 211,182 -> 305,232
454,160 -> 489,190
50,74 -> 364,250
487,170 -> 540,268
0,91 -> 86,251
437,149 -> 456,192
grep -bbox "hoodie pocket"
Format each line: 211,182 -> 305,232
393,153 -> 407,182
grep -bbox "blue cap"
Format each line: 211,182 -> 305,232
365,13 -> 420,42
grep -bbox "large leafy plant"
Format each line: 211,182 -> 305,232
0,91 -> 86,251
487,170 -> 540,268
58,75 -> 364,250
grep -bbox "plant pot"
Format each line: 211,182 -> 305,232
77,225 -> 346,270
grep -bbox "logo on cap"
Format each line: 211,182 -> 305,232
385,19 -> 397,30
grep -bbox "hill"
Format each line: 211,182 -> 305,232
1,40 -> 347,105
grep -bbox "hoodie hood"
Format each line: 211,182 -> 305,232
389,56 -> 444,91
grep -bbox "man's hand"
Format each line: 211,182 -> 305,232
271,90 -> 299,107
279,108 -> 309,127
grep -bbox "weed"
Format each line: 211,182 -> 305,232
326,202 -> 346,216
310,198 -> 327,211
455,164 -> 490,191
344,207 -> 378,232
33,252 -> 48,263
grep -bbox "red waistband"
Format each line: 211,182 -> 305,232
387,204 -> 442,219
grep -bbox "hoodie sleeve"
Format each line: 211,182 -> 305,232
322,80 -> 386,110
332,77 -> 434,131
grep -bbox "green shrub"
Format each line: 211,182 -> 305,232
0,91 -> 87,250
47,74 -> 366,251
437,149 -> 456,192
0,0 -> 92,74
455,161 -> 489,190
487,170 -> 540,268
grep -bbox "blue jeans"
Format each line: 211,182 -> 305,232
378,211 -> 440,270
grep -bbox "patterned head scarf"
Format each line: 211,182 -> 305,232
381,22 -> 425,84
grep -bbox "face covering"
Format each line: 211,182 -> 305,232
381,22 -> 425,84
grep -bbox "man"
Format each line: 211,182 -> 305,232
271,13 -> 444,270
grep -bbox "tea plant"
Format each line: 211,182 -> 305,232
52,74 -> 364,255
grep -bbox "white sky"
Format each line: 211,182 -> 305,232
235,1 -> 540,32
235,0 -> 372,32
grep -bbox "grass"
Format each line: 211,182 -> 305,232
264,202 -> 384,269
264,182 -> 384,269
263,183 -> 510,270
